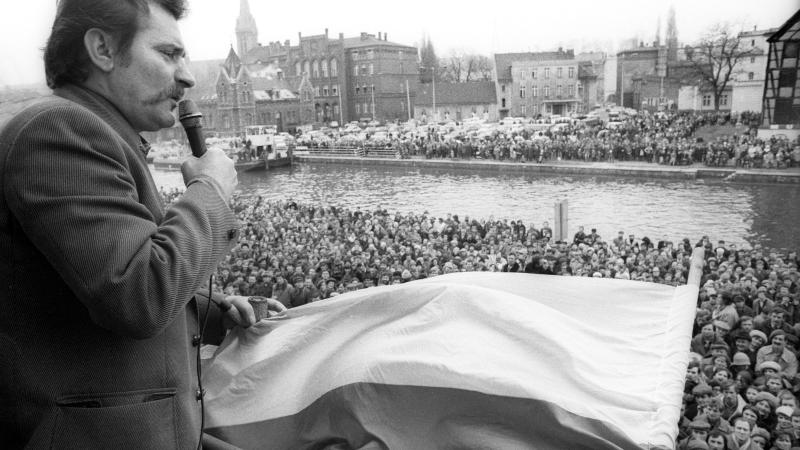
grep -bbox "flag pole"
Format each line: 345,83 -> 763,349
686,247 -> 705,287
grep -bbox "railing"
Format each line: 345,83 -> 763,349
304,146 -> 399,159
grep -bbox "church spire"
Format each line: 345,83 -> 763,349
236,0 -> 258,61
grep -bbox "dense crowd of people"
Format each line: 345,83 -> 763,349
297,110 -> 800,169
160,189 -> 799,449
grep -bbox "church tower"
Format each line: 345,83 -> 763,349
666,5 -> 678,62
236,0 -> 258,62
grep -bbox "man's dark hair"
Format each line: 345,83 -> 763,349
45,0 -> 187,88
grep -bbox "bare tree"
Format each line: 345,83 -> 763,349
682,22 -> 754,110
440,51 -> 494,82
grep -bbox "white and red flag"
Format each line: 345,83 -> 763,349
202,270 -> 697,449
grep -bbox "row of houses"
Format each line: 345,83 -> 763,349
152,2 -> 798,141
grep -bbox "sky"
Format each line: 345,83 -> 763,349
0,0 -> 797,87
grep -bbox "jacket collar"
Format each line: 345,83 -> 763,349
53,83 -> 151,157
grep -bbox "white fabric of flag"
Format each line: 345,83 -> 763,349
202,272 -> 696,449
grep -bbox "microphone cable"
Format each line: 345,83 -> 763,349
196,274 -> 214,450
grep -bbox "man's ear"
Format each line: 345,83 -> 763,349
83,28 -> 116,72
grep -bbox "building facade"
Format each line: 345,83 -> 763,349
761,9 -> 800,139
494,49 -> 604,119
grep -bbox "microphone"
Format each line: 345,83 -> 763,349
178,99 -> 207,157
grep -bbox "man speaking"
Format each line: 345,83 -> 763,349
0,0 -> 282,447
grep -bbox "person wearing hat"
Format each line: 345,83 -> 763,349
749,427 -> 770,449
753,287 -> 775,320
677,419 -> 711,450
776,405 -> 795,432
696,397 -> 732,435
702,340 -> 731,374
753,391 -> 778,430
756,329 -> 798,379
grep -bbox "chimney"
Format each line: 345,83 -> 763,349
325,28 -> 329,37
378,32 -> 382,40
384,32 -> 388,41
298,32 -> 302,43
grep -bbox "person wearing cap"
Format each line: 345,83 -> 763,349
706,430 -> 729,450
754,391 -> 778,431
702,340 -> 731,374
749,426 -> 770,449
776,406 -> 795,432
696,397 -> 732,435
677,419 -> 711,450
753,287 -> 776,319
734,295 -> 755,319
756,330 -> 798,379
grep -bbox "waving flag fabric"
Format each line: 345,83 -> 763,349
202,272 -> 696,449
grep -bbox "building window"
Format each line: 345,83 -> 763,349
532,70 -> 537,79
532,104 -> 538,115
520,70 -> 526,80
502,98 -> 506,108
303,61 -> 310,76
367,49 -> 374,59
314,86 -> 320,97
334,103 -> 340,117
361,65 -> 367,75
577,82 -> 583,97
544,68 -> 550,79
748,72 -> 754,80
557,67 -> 563,78
532,85 -> 538,97
321,60 -> 329,78
369,64 -> 374,75
520,85 -> 526,98
312,60 -> 320,78
355,85 -> 360,94
501,84 -> 506,93
568,67 -> 574,78
521,105 -> 526,115
353,65 -> 358,76
750,56 -> 756,64
356,103 -> 361,114
332,85 -> 338,96
779,68 -> 798,88
702,94 -> 711,106
323,86 -> 329,96
567,84 -> 574,97
720,94 -> 728,106
544,85 -> 550,97
783,41 -> 799,58
295,61 -> 302,75
556,85 -> 562,97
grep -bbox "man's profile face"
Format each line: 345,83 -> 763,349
106,3 -> 195,131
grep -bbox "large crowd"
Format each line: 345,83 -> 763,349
160,188 -> 800,449
297,110 -> 800,169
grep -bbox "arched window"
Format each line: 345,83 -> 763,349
330,59 -> 338,77
321,60 -> 329,78
312,60 -> 320,78
295,61 -> 302,76
303,60 -> 310,76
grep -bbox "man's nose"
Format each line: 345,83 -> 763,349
176,58 -> 196,89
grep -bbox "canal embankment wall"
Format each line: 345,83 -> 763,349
295,155 -> 800,184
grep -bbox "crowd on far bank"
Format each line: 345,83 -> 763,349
159,190 -> 799,450
297,110 -> 800,170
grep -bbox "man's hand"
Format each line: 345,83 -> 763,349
181,147 -> 237,201
219,295 -> 287,329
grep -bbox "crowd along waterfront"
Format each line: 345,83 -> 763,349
151,164 -> 800,253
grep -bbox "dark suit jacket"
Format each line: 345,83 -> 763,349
0,84 -> 238,448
